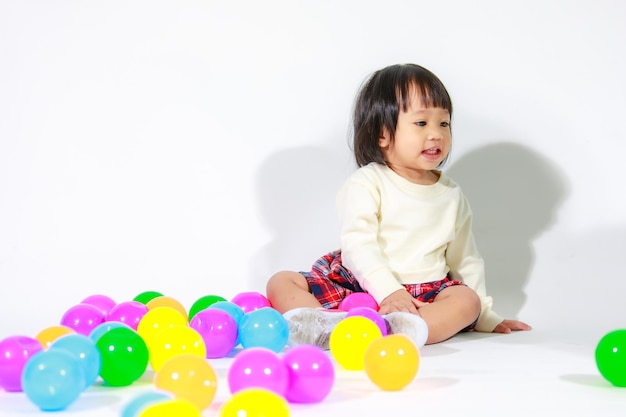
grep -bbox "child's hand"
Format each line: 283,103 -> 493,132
378,289 -> 425,314
492,319 -> 532,334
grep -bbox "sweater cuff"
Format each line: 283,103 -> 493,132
474,307 -> 504,332
360,269 -> 405,305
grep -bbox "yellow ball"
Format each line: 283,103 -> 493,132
364,334 -> 420,391
137,306 -> 188,348
154,354 -> 218,410
146,296 -> 189,321
329,316 -> 383,370
138,398 -> 200,417
219,388 -> 289,417
148,325 -> 206,372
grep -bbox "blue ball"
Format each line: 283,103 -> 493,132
238,307 -> 289,352
50,333 -> 101,389
209,301 -> 245,324
21,349 -> 85,411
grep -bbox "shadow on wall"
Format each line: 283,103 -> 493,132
248,146 -> 353,291
445,142 -> 570,318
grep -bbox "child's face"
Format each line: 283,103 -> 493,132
378,91 -> 451,183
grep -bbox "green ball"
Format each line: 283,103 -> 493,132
133,291 -> 164,305
95,327 -> 149,387
595,329 -> 626,387
188,294 -> 227,321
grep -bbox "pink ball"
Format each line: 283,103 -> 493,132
338,292 -> 379,312
230,291 -> 271,314
283,345 -> 335,403
106,301 -> 149,330
227,347 -> 288,396
81,294 -> 116,315
345,306 -> 387,336
0,336 -> 43,392
189,308 -> 238,359
60,303 -> 106,336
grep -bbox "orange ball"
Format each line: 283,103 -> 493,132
146,296 -> 188,321
364,334 -> 420,391
35,325 -> 75,349
154,354 -> 218,410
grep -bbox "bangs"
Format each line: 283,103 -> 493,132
396,72 -> 453,115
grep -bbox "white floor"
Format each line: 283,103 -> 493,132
1,328 -> 623,417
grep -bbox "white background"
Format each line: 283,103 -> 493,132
1,0 -> 625,347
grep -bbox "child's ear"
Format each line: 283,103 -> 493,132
378,129 -> 391,149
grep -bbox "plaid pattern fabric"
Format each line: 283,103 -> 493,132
300,249 -> 467,309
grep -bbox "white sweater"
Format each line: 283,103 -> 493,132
336,162 -> 503,332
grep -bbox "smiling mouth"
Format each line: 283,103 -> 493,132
422,147 -> 441,155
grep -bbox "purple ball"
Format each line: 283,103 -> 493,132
283,344 -> 335,403
189,308 -> 238,359
60,303 -> 106,336
227,347 -> 288,396
106,301 -> 149,331
0,335 -> 43,392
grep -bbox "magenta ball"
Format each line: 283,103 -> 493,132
338,292 -> 379,312
345,306 -> 387,336
283,345 -> 335,403
81,294 -> 116,315
0,336 -> 43,392
230,291 -> 271,314
189,308 -> 238,359
227,347 -> 288,396
106,301 -> 149,330
60,303 -> 106,336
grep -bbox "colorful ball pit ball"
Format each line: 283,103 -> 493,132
133,291 -> 164,305
89,321 -> 131,343
0,335 -> 43,392
238,307 -> 289,353
106,301 -> 150,330
95,326 -> 149,387
283,344 -> 335,403
230,291 -> 272,313
364,334 -> 420,391
60,303 -> 106,336
595,329 -> 626,387
146,296 -> 188,321
121,391 -> 173,417
49,333 -> 102,389
227,347 -> 289,396
21,349 -> 85,411
189,308 -> 238,359
153,354 -> 218,410
329,315 -> 383,370
188,294 -> 228,321
219,388 -> 289,417
345,306 -> 388,336
148,326 -> 206,372
35,325 -> 76,349
338,292 -> 379,311
81,294 -> 117,315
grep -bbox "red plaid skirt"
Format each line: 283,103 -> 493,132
300,249 -> 467,309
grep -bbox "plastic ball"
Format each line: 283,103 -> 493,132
0,335 -> 43,392
338,292 -> 379,311
136,306 -> 188,348
154,354 -> 218,410
81,294 -> 117,315
133,291 -> 164,305
95,326 -> 149,386
219,388 -> 289,417
283,344 -> 334,403
21,349 -> 85,411
107,301 -> 150,330
329,315 -> 383,370
35,325 -> 76,349
121,391 -> 173,417
60,303 -> 106,336
238,307 -> 289,352
596,329 -> 626,387
364,334 -> 420,391
146,296 -> 188,321
50,333 -> 101,389
188,294 -> 227,321
148,325 -> 206,372
345,306 -> 388,336
227,347 -> 288,396
209,301 -> 245,325
231,291 -> 272,314
89,321 -> 131,343
189,308 -> 238,358
139,398 -> 201,417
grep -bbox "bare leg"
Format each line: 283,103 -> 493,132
416,285 -> 481,345
266,271 -> 322,313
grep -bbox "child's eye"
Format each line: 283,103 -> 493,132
415,121 -> 427,127
440,121 -> 450,127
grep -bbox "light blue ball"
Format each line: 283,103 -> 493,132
238,307 -> 289,352
21,349 -> 85,411
50,333 -> 101,389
